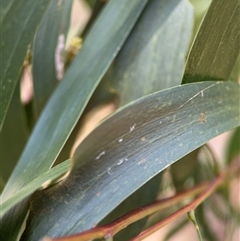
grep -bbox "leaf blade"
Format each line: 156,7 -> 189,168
22,81 -> 240,240
0,160 -> 71,217
105,0 -> 194,238
0,0 -> 51,129
1,0 -> 149,202
182,0 -> 240,83
32,0 -> 73,116
112,0 -> 194,106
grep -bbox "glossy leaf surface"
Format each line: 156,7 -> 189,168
22,81 -> 240,240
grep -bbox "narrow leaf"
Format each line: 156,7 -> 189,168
0,160 -> 71,217
0,0 -> 51,129
106,0 -> 193,238
112,0 -> 193,106
183,0 -> 240,83
22,81 -> 240,240
1,0 -> 149,202
226,127 -> 240,163
32,0 -> 73,116
0,83 -> 28,183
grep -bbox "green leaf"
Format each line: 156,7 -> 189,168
105,0 -> 194,239
22,81 -> 239,240
0,83 -> 28,184
182,0 -> 240,83
32,0 -> 73,117
112,0 -> 193,106
0,159 -> 71,217
195,204 -> 217,241
100,174 -> 162,241
0,0 -> 51,129
171,149 -> 200,191
0,199 -> 29,241
226,126 -> 240,163
1,0 -> 149,202
229,54 -> 240,82
0,160 -> 71,240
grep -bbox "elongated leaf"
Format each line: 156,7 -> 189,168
0,0 -> 51,129
112,0 -> 193,106
0,160 -> 71,217
0,199 -> 29,241
230,55 -> 240,82
183,0 -> 240,83
22,81 -> 239,240
32,0 -> 73,117
105,0 -> 193,239
0,82 -> 28,183
0,160 -> 70,240
100,173 -> 162,241
226,127 -> 240,163
1,0 -> 149,202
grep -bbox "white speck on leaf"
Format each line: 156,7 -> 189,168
118,138 -> 123,143
95,151 -> 105,160
117,159 -> 124,165
130,124 -> 136,132
178,83 -> 218,108
107,167 -> 112,175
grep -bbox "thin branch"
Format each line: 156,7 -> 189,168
130,158 -> 240,241
44,159 -> 239,241
43,183 -> 208,241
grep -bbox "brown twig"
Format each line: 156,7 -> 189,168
130,158 -> 240,241
44,159 -> 239,241
43,183 -> 207,241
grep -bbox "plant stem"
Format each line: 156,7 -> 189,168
45,159 -> 239,241
130,158 -> 239,241
188,210 -> 203,241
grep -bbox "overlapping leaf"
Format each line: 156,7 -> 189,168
22,81 -> 240,240
1,160 -> 71,217
112,0 -> 193,106
0,0 -> 51,129
0,160 -> 70,240
32,0 -> 73,117
104,0 -> 193,239
0,83 -> 28,184
226,126 -> 240,163
183,0 -> 240,83
1,0 -> 149,202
